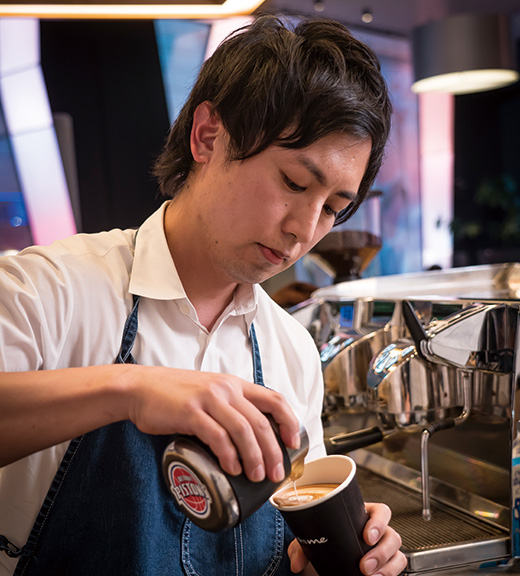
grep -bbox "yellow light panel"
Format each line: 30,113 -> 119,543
0,0 -> 265,19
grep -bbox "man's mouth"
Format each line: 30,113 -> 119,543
258,244 -> 290,265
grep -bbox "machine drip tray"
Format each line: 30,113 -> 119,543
357,467 -> 509,574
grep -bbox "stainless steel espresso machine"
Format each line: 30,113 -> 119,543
292,263 -> 520,575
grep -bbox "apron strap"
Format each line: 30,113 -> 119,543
249,323 -> 264,387
114,294 -> 141,365
114,228 -> 141,364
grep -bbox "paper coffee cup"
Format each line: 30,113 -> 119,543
269,454 -> 372,576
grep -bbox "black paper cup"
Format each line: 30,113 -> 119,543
269,455 -> 372,576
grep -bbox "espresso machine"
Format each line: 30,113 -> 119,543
293,263 -> 520,575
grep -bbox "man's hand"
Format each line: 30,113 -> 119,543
359,503 -> 406,576
288,502 -> 407,575
124,364 -> 302,484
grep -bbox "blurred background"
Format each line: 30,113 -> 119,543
1,0 -> 519,295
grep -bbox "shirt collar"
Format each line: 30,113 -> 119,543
129,202 -> 186,300
129,201 -> 260,322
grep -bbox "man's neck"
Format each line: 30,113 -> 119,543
190,289 -> 235,332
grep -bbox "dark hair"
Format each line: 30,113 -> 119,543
153,15 -> 392,225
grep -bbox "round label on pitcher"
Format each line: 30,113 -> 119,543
168,462 -> 212,518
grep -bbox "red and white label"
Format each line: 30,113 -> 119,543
168,462 -> 212,518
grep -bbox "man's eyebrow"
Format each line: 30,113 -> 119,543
296,154 -> 357,201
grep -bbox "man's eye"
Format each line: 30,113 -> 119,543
324,204 -> 338,218
283,175 -> 306,192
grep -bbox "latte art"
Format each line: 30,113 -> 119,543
272,483 -> 339,507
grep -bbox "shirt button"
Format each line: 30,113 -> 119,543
180,305 -> 190,315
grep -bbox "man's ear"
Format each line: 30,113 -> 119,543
190,101 -> 222,163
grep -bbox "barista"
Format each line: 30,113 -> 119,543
0,15 -> 406,576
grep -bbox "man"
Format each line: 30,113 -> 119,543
0,15 -> 406,576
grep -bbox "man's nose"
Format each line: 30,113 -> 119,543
282,202 -> 322,245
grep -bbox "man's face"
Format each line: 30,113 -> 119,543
189,124 -> 372,286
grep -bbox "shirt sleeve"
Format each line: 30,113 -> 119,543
0,247 -> 73,371
301,341 -> 327,462
255,293 -> 327,463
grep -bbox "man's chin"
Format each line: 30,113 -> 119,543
259,264 -> 293,284
230,258 -> 294,286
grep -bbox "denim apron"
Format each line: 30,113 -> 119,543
3,295 -> 293,576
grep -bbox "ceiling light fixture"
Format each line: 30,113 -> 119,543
0,0 -> 265,19
412,13 -> 519,95
361,9 -> 373,24
314,0 -> 325,13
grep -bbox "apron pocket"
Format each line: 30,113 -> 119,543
181,503 -> 285,576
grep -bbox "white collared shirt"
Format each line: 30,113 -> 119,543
0,202 -> 325,575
